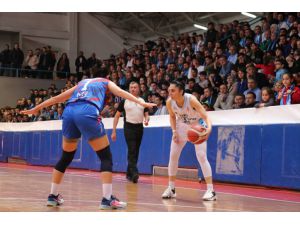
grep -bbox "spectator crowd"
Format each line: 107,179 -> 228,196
0,12 -> 300,123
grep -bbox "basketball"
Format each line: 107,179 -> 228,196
187,124 -> 208,144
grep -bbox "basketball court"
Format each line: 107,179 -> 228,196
1,163 -> 299,212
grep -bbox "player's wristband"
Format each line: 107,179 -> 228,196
172,130 -> 176,133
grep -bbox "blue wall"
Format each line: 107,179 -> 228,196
1,124 -> 300,190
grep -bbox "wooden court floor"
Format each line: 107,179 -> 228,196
0,163 -> 300,212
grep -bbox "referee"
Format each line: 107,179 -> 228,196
111,81 -> 150,183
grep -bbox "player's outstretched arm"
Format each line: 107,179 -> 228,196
21,85 -> 77,115
166,99 -> 179,143
108,81 -> 156,108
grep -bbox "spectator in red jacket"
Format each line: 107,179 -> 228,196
277,73 -> 300,105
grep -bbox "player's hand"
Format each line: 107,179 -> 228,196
172,131 -> 179,143
21,108 -> 39,116
141,102 -> 157,109
144,119 -> 149,126
201,127 -> 212,141
111,131 -> 117,142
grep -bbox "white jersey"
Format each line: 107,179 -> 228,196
171,93 -> 201,125
170,93 -> 206,142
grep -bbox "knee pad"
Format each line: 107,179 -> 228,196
96,146 -> 113,172
55,150 -> 76,173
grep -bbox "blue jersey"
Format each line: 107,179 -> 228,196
67,78 -> 110,111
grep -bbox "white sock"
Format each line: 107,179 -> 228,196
169,181 -> 175,190
207,183 -> 214,191
50,183 -> 59,195
103,183 -> 112,200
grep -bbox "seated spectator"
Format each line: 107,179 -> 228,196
208,70 -> 223,93
246,64 -> 270,89
277,73 -> 300,105
250,43 -> 264,64
255,55 -> 275,78
294,73 -> 300,88
237,68 -> 248,94
286,54 -> 299,74
255,87 -> 275,108
243,78 -> 262,102
227,45 -> 238,65
153,94 -> 168,115
232,94 -> 246,109
226,75 -> 238,96
245,92 -> 258,108
200,87 -> 217,109
214,84 -> 234,110
198,71 -> 209,89
273,80 -> 283,100
185,78 -> 202,94
218,55 -> 233,79
275,58 -> 289,82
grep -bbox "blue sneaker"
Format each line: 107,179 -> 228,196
100,195 -> 127,210
47,194 -> 64,206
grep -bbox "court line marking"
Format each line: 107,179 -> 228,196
0,197 -> 240,212
1,165 -> 300,205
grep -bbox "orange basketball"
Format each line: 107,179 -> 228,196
187,124 -> 208,144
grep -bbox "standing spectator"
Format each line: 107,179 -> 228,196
75,51 -> 87,80
87,53 -> 99,69
38,47 -> 52,79
56,53 -> 70,79
0,44 -> 11,76
205,22 -> 218,45
10,43 -> 24,77
111,81 -> 150,183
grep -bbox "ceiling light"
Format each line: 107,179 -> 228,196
241,12 -> 257,19
193,24 -> 208,31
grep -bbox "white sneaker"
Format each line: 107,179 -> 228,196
202,189 -> 217,201
161,186 -> 176,199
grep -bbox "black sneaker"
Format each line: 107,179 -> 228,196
131,173 -> 139,183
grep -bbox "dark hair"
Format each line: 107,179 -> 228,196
170,80 -> 185,95
247,91 -> 256,99
188,78 -> 196,83
129,81 -> 140,87
235,93 -> 245,100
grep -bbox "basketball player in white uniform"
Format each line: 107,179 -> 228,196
162,80 -> 216,201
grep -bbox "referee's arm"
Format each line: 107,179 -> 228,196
111,100 -> 124,142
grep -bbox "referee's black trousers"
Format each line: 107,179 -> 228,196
124,122 -> 143,177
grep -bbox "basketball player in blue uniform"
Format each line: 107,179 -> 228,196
21,78 -> 156,210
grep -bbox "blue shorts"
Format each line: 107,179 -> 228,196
62,101 -> 106,140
